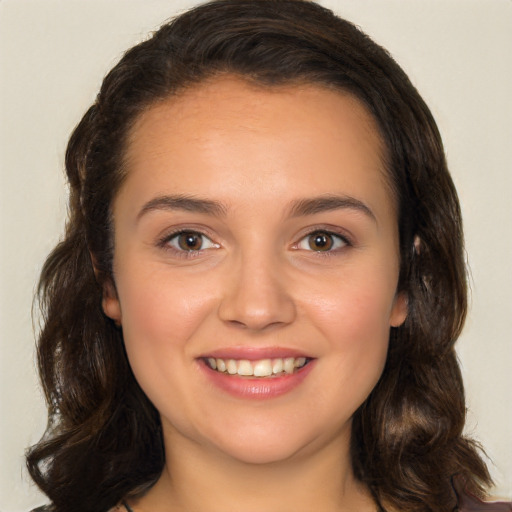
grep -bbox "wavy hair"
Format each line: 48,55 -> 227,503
27,1 -> 491,511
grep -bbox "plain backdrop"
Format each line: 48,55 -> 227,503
0,0 -> 511,510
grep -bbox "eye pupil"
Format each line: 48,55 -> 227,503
309,232 -> 333,251
178,232 -> 202,251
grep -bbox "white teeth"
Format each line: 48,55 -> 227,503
226,359 -> 238,375
295,357 -> 306,368
253,359 -> 273,377
272,358 -> 283,374
237,360 -> 253,376
206,356 -> 308,377
283,357 -> 295,374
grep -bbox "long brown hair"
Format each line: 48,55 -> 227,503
27,1 -> 491,511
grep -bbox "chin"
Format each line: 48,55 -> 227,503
216,438 -> 304,465
203,417 -> 338,466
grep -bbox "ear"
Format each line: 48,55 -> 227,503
102,279 -> 122,325
90,251 -> 122,324
413,235 -> 421,255
390,291 -> 407,327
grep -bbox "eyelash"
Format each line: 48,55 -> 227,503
157,228 -> 352,258
157,229 -> 219,259
294,230 -> 351,254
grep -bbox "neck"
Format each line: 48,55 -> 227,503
130,424 -> 376,512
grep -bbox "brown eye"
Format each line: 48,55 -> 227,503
308,232 -> 333,251
297,231 -> 348,252
167,231 -> 218,252
178,232 -> 203,250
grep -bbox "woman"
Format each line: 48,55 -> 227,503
25,1 -> 511,511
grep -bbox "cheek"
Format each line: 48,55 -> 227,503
305,268 -> 396,383
310,269 -> 397,340
114,264 -> 220,399
117,263 -> 215,344
115,266 -> 217,418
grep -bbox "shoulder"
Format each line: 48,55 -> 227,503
452,476 -> 511,511
110,504 -> 130,512
31,505 -> 129,512
457,489 -> 512,511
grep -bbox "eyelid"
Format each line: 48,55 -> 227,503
169,231 -> 218,251
296,233 -> 347,251
156,227 -> 220,256
155,224 -> 352,257
292,227 -> 353,252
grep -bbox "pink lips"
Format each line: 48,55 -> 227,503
197,347 -> 315,400
203,346 -> 310,361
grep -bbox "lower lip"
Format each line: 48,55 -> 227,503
199,360 -> 315,400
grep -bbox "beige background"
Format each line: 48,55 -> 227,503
1,0 -> 511,510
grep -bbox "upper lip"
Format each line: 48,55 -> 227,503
199,346 -> 312,361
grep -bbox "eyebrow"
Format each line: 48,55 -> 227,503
288,195 -> 376,222
137,193 -> 375,222
137,194 -> 227,220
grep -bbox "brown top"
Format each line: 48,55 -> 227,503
34,487 -> 512,512
117,493 -> 512,512
454,487 -> 512,512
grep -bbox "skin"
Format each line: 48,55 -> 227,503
104,77 -> 407,512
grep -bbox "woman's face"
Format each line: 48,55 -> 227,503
104,77 -> 407,465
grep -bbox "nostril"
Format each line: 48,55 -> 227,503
229,320 -> 248,329
216,268 -> 297,329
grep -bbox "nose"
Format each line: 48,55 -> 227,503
217,250 -> 296,331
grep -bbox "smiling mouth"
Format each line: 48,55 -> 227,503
203,357 -> 311,377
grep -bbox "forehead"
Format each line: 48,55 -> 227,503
126,76 -> 386,151
121,76 -> 395,217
